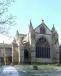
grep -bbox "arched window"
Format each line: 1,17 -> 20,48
36,37 -> 50,58
40,26 -> 45,34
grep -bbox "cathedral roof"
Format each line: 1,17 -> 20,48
35,20 -> 52,34
35,20 -> 51,31
0,43 -> 12,48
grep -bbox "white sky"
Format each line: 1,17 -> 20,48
0,34 -> 13,44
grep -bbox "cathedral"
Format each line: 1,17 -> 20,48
12,20 -> 59,64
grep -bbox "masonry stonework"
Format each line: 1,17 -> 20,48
12,20 -> 59,64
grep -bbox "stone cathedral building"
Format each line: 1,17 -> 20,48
12,20 -> 59,64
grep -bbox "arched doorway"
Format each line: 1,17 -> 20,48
24,49 -> 31,64
36,37 -> 50,58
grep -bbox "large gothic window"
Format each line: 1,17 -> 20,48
36,37 -> 50,58
40,26 -> 45,34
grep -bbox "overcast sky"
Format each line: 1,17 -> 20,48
0,0 -> 61,44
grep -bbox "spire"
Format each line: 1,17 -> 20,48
29,20 -> 33,32
30,20 -> 32,26
52,24 -> 55,31
16,30 -> 19,40
29,20 -> 33,28
52,24 -> 58,35
16,30 -> 19,36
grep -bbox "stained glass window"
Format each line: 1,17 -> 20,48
36,37 -> 50,58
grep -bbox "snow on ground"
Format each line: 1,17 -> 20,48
1,66 -> 19,76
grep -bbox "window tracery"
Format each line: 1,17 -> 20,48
36,37 -> 50,58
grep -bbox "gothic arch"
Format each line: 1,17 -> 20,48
24,49 -> 31,64
24,49 -> 29,58
36,36 -> 50,58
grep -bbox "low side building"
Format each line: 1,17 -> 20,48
0,43 -> 12,65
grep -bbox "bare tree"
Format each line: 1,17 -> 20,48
0,0 -> 15,35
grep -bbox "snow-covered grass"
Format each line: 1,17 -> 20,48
14,64 -> 61,71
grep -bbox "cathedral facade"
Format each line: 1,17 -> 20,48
12,20 -> 59,64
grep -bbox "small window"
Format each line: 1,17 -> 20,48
40,26 -> 45,34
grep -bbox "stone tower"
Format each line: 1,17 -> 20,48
51,25 -> 59,63
28,20 -> 36,63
